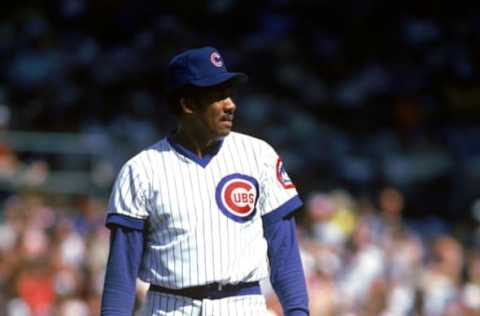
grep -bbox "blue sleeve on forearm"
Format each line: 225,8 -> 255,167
263,216 -> 309,316
101,223 -> 144,316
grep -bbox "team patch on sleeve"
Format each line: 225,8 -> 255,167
215,173 -> 259,222
276,158 -> 295,189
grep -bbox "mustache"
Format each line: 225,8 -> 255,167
221,114 -> 234,121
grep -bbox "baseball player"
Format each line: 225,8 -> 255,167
101,47 -> 309,316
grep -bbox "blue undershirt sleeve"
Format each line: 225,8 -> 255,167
263,215 -> 309,316
106,213 -> 146,230
101,223 -> 144,316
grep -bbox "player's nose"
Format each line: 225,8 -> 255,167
223,97 -> 236,113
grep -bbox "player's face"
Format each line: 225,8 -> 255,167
194,85 -> 236,140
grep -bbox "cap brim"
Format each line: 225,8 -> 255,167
190,72 -> 248,88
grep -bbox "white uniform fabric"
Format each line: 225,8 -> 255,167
107,131 -> 300,315
141,292 -> 269,316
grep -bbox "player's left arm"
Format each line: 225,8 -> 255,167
263,214 -> 309,316
258,142 -> 309,316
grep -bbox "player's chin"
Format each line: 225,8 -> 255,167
216,128 -> 231,138
216,122 -> 233,136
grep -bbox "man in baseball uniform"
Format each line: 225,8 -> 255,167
101,47 -> 309,316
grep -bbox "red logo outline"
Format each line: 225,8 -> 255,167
210,52 -> 223,67
221,179 -> 256,217
276,158 -> 295,189
215,173 -> 259,222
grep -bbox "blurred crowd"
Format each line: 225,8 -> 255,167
0,1 -> 479,213
1,1 -> 480,316
267,188 -> 480,316
0,191 -> 107,316
1,186 -> 480,316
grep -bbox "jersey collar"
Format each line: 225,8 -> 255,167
166,136 -> 224,168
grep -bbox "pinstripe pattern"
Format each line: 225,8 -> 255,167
142,292 -> 269,316
107,132 -> 300,314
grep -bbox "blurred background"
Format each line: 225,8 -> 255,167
0,1 -> 480,315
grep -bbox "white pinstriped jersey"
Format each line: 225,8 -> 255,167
107,131 -> 300,289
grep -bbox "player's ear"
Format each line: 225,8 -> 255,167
179,97 -> 195,115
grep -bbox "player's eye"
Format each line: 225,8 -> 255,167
218,88 -> 234,100
209,92 -> 228,102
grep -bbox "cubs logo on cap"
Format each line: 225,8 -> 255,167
215,173 -> 259,222
167,47 -> 248,93
210,51 -> 223,67
276,158 -> 295,189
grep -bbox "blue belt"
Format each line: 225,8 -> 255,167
149,281 -> 261,300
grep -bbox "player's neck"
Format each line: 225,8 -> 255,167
172,126 -> 220,158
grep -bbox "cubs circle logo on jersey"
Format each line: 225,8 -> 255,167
210,51 -> 223,67
215,173 -> 259,222
276,158 -> 295,189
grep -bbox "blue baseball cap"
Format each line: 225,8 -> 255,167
167,47 -> 248,93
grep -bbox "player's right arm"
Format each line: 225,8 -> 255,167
101,160 -> 150,316
101,226 -> 144,316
